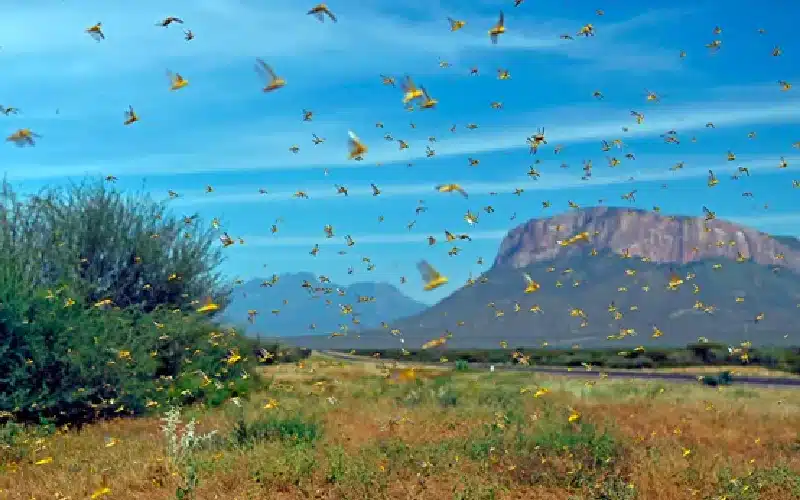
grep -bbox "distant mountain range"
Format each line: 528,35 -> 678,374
283,207 -> 800,350
224,272 -> 426,336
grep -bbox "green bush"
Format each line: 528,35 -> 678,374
231,414 -> 321,448
0,178 -> 258,425
1,178 -> 228,313
606,356 -> 656,369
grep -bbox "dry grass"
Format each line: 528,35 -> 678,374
1,356 -> 798,500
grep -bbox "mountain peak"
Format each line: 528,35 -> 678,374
494,206 -> 800,271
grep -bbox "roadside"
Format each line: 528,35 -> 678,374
314,350 -> 800,387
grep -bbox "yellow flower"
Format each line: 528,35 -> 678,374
34,457 -> 53,465
568,411 -> 581,423
264,398 -> 279,409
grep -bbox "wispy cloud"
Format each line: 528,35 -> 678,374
172,154 -> 800,206
0,0 -> 673,84
238,230 -> 509,248
229,210 -> 800,249
7,89 -> 798,182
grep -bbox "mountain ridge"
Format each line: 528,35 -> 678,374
494,206 -> 800,272
281,207 -> 800,350
224,272 -> 426,336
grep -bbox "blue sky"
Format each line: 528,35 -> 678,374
0,0 -> 798,304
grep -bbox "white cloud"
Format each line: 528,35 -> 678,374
171,154 -> 800,207
222,209 -> 800,250
236,230 -> 509,248
7,90 -> 797,182
0,0 -> 673,83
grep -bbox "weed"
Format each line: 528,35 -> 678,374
160,406 -> 220,499
230,411 -> 321,449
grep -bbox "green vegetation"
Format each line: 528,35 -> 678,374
3,357 -> 800,498
344,343 -> 800,374
701,371 -> 733,386
0,179 -> 262,426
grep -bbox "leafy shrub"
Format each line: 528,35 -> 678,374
454,359 -> 470,371
1,179 -> 229,312
606,356 -> 656,369
701,371 -> 733,387
231,414 -> 321,448
0,178 -> 258,425
0,280 -> 258,424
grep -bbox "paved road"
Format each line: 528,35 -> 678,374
317,350 -> 800,388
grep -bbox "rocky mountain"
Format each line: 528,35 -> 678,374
223,272 -> 426,336
494,206 -> 800,271
287,207 -> 800,350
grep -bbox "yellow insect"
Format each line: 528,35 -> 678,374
577,23 -> 595,37
435,183 -> 468,198
167,71 -> 189,90
255,59 -> 286,92
488,11 -> 505,44
307,3 -> 337,22
401,76 -> 424,104
86,22 -> 104,41
447,17 -> 466,31
418,260 -> 448,291
157,17 -> 184,27
422,336 -> 447,349
418,86 -> 438,109
667,272 -> 684,290
527,128 -> 547,154
347,130 -> 368,160
6,128 -> 41,147
196,298 -> 220,313
123,106 -> 138,125
380,74 -> 396,87
523,273 -> 540,293
707,170 -> 719,187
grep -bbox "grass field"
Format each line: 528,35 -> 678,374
1,356 -> 799,500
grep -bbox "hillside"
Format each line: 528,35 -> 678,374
287,207 -> 800,350
224,272 -> 426,336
